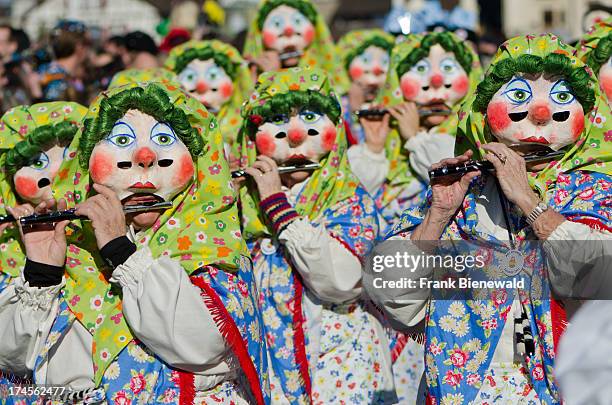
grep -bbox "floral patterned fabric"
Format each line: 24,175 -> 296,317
576,17 -> 612,75
164,40 -> 254,145
50,82 -> 266,404
31,264 -> 268,404
243,0 -> 348,90
251,186 -> 385,404
108,68 -> 179,90
0,102 -> 87,278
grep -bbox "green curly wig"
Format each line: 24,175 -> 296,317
396,32 -> 474,79
243,90 -> 341,137
587,32 -> 612,75
171,46 -> 238,80
256,0 -> 317,30
4,121 -> 78,175
344,36 -> 394,72
473,53 -> 596,113
79,84 -> 204,168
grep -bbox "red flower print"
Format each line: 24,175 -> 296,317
578,188 -> 595,200
557,173 -> 571,185
449,349 -> 469,368
237,281 -> 249,297
466,373 -> 480,386
66,257 -> 81,268
18,125 -> 28,135
605,130 -> 612,142
443,370 -> 463,387
429,343 -> 443,355
213,237 -> 225,246
531,364 -> 545,381
69,245 -> 81,254
69,295 -> 81,306
482,319 -> 498,330
249,115 -> 263,126
554,189 -> 569,205
112,391 -> 132,405
208,164 -> 222,175
349,226 -> 360,238
491,289 -> 508,307
130,374 -> 146,395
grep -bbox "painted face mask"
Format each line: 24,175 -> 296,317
13,144 -> 69,204
486,74 -> 585,151
243,0 -> 348,89
164,40 -> 253,145
254,108 -> 337,165
399,44 -> 469,107
577,18 -> 612,107
261,5 -> 315,65
0,101 -> 86,277
88,109 -> 195,204
177,59 -> 234,112
457,33 -> 611,195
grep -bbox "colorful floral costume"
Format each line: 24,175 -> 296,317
164,40 -> 253,145
387,34 -> 612,405
238,67 -> 393,404
576,17 -> 612,104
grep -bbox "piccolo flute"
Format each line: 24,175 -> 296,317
355,107 -> 452,118
428,149 -> 566,182
232,162 -> 321,179
0,201 -> 173,226
279,50 -> 303,61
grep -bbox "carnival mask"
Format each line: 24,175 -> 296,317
348,45 -> 390,101
262,5 -> 315,66
486,73 -> 585,151
598,56 -> 612,107
13,144 -> 68,205
399,44 -> 469,110
178,59 -> 234,113
89,109 -> 195,205
255,109 -> 336,165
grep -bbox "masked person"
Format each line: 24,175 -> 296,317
164,40 -> 252,146
348,31 -> 482,227
577,17 -> 612,108
0,82 -> 269,404
243,0 -> 347,89
366,34 -> 612,405
336,29 -> 395,144
0,102 -> 86,404
236,67 -> 394,404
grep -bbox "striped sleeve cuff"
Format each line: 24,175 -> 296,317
259,192 -> 300,235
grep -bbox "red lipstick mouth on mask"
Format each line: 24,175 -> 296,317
519,136 -> 550,145
129,181 -> 157,190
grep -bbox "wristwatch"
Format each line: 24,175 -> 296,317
526,201 -> 548,226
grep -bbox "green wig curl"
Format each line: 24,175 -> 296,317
243,90 -> 341,137
79,84 -> 204,168
171,46 -> 238,79
472,53 -> 596,113
344,36 -> 394,72
396,32 -> 474,79
587,32 -> 612,75
256,0 -> 317,30
4,120 -> 78,175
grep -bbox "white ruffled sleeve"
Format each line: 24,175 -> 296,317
0,276 -> 64,376
543,220 -> 612,299
278,218 -> 362,303
347,143 -> 389,194
405,131 -> 455,182
110,247 -> 230,373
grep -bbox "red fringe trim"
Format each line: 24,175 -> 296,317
345,119 -> 357,146
329,233 -> 363,264
391,334 -> 408,363
178,370 -> 195,405
550,299 -> 567,356
190,275 -> 265,405
291,272 -> 313,398
569,217 -> 612,233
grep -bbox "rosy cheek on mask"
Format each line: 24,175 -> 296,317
600,71 -> 612,100
174,155 -> 195,186
255,131 -> 276,156
14,175 -> 38,200
321,125 -> 336,151
349,66 -> 363,80
486,101 -> 511,133
572,111 -> 585,139
452,75 -> 469,95
220,82 -> 234,99
303,26 -> 315,44
262,30 -> 277,48
90,151 -> 115,183
400,76 -> 420,101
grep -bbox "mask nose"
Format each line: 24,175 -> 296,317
134,147 -> 157,168
287,127 -> 306,147
283,26 -> 294,36
430,73 -> 444,89
529,102 -> 552,125
196,81 -> 208,94
372,66 -> 384,76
